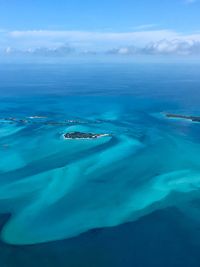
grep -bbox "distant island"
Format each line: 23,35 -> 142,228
0,116 -> 107,127
165,113 -> 200,122
63,132 -> 111,140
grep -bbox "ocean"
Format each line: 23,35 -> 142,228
0,62 -> 200,266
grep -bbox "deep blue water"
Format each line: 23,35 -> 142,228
0,62 -> 200,266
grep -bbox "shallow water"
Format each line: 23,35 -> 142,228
0,63 -> 200,266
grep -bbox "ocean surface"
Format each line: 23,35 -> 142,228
0,62 -> 200,266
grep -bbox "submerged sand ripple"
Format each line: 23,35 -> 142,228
0,111 -> 200,245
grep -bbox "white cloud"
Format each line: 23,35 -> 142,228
1,29 -> 200,57
107,39 -> 200,56
7,29 -> 178,48
132,24 -> 157,30
144,39 -> 200,55
2,44 -> 75,57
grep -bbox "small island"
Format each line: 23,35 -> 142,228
63,132 -> 111,139
165,113 -> 200,122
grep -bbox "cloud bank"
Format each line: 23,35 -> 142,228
1,29 -> 200,57
109,39 -> 200,56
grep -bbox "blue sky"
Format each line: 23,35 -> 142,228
0,0 -> 200,32
0,0 -> 200,57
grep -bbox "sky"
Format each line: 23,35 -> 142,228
0,0 -> 200,58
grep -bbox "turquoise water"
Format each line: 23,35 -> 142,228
0,63 -> 200,266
